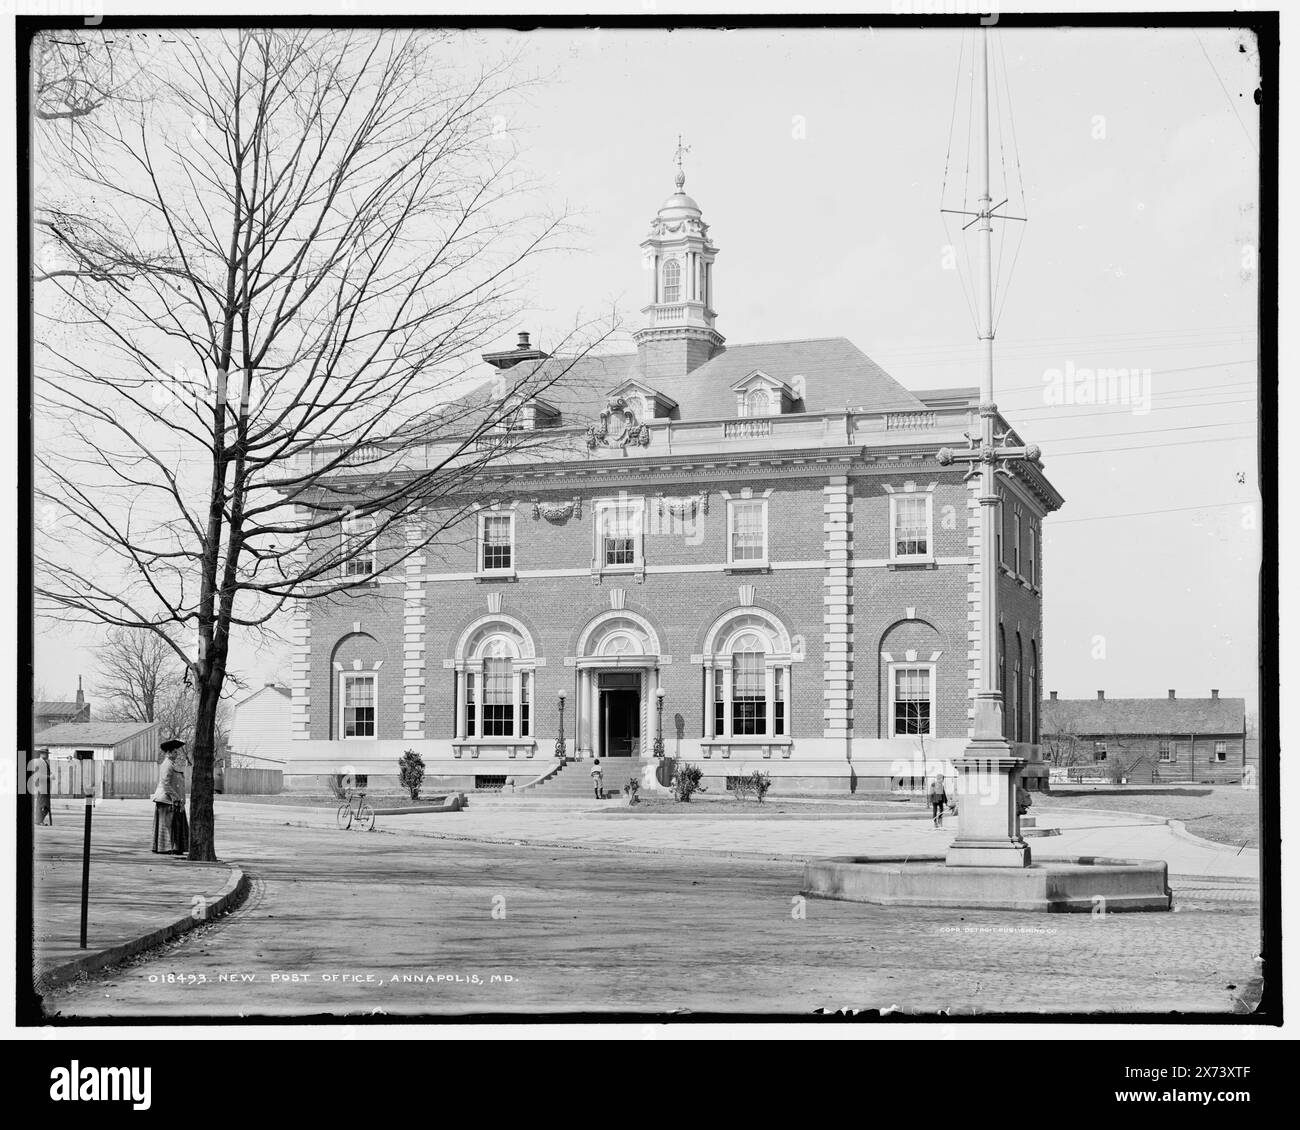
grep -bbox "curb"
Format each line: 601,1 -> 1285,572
37,866 -> 251,991
1165,817 -> 1259,856
1039,804 -> 1260,856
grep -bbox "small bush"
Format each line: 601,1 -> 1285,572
728,771 -> 773,803
623,777 -> 641,805
398,749 -> 426,801
671,761 -> 705,802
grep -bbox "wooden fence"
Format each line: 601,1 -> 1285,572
220,766 -> 282,794
45,760 -> 281,797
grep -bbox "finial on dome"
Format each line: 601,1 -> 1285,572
673,133 -> 690,192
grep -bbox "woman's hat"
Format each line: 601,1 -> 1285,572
160,739 -> 185,752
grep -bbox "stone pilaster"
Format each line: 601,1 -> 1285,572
290,599 -> 311,740
966,477 -> 982,737
822,475 -> 853,740
402,522 -> 427,739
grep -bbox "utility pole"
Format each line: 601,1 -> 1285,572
937,25 -> 1038,868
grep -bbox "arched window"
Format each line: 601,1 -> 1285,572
703,612 -> 793,740
1013,633 -> 1023,743
1030,640 -> 1039,743
745,389 -> 770,417
454,620 -> 536,741
662,259 -> 681,303
997,625 -> 1006,696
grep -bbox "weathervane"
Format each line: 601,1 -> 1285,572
673,133 -> 690,190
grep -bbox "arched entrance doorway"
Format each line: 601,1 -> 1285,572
574,611 -> 662,760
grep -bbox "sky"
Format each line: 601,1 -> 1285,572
33,24 -> 1263,712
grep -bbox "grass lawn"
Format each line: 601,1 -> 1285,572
1040,785 -> 1261,849
602,795 -> 923,818
215,793 -> 455,810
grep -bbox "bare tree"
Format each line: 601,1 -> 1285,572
93,626 -> 175,723
35,29 -> 613,860
1042,731 -> 1083,768
92,625 -> 236,747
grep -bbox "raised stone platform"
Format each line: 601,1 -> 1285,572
802,855 -> 1172,913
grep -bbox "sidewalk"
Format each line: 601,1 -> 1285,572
33,801 -> 246,987
215,795 -> 1261,881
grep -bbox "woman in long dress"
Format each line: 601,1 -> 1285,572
151,740 -> 188,854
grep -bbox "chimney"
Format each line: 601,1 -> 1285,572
517,331 -> 531,350
1211,689 -> 1219,699
1096,690 -> 1104,700
75,676 -> 84,708
1168,689 -> 1176,700
1049,691 -> 1058,701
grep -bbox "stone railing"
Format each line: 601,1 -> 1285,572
722,418 -> 772,439
300,403 -> 977,478
885,411 -> 937,431
652,304 -> 686,325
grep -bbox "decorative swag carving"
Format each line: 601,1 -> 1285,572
657,490 -> 709,518
531,497 -> 583,523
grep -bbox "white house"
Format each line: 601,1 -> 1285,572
229,683 -> 294,763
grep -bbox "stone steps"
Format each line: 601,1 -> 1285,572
526,758 -> 651,798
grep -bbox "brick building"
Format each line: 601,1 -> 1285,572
285,170 -> 1064,794
1040,689 -> 1247,784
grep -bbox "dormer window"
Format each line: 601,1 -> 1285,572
662,259 -> 681,303
731,370 -> 793,418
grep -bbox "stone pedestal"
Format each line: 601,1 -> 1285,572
945,744 -> 1031,868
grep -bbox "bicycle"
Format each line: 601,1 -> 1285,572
335,789 -> 376,832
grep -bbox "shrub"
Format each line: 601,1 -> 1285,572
671,761 -> 705,803
728,771 -> 773,803
398,749 -> 426,801
623,777 -> 641,804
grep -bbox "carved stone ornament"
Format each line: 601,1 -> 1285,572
586,395 -> 650,451
657,493 -> 704,519
532,497 -> 582,523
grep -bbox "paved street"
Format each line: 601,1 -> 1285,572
38,799 -> 1261,1019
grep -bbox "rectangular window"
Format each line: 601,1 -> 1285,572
891,495 -> 931,560
481,658 -> 514,736
480,514 -> 513,572
465,671 -> 477,737
1093,742 -> 1108,762
1013,513 -> 1022,576
731,652 -> 766,735
729,499 -> 767,564
520,671 -> 531,738
597,500 -> 643,570
893,667 -> 932,736
1215,740 -> 1227,762
342,515 -> 376,577
713,666 -> 725,736
774,666 -> 786,736
341,673 -> 376,739
1158,740 -> 1172,762
1029,526 -> 1037,586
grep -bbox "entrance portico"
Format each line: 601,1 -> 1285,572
573,610 -> 662,760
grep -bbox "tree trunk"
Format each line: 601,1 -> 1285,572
188,661 -> 226,862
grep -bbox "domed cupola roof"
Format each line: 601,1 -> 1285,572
657,169 -> 702,218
